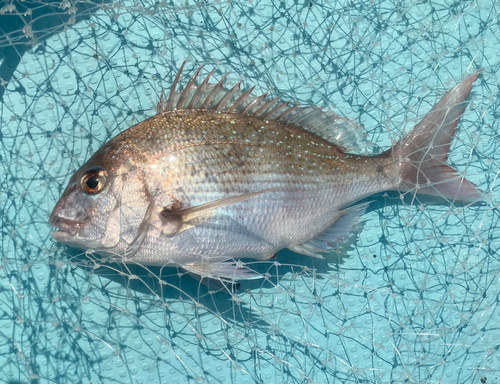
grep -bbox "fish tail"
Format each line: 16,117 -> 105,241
388,72 -> 484,202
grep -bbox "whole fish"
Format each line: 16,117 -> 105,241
49,63 -> 483,280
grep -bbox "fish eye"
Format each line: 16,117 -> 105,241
81,168 -> 107,194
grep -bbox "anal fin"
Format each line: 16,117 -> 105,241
289,202 -> 370,258
183,260 -> 263,281
187,272 -> 239,292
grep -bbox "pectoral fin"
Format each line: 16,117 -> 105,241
160,188 -> 279,236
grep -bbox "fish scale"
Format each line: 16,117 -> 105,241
142,111 -> 371,192
49,64 -> 484,280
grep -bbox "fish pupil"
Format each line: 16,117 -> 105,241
86,176 -> 99,190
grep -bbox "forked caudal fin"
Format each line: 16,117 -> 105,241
388,72 -> 485,202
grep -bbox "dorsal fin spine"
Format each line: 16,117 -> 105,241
254,96 -> 280,117
215,81 -> 241,111
188,68 -> 216,110
243,92 -> 268,114
291,108 -> 317,126
202,73 -> 229,110
304,114 -> 324,129
177,65 -> 203,110
229,85 -> 256,112
276,104 -> 299,121
266,101 -> 289,120
166,61 -> 186,111
157,88 -> 165,114
309,118 -> 326,131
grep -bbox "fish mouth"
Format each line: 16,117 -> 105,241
49,215 -> 83,241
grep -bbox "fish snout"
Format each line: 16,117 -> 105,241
49,200 -> 90,241
49,213 -> 81,235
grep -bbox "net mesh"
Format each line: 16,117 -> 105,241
0,0 -> 499,383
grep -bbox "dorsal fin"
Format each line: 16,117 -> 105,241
157,61 -> 368,153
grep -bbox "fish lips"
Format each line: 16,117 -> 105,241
49,215 -> 85,241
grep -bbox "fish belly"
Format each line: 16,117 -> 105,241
131,184 -> 366,266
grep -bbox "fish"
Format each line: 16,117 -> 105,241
49,62 -> 484,281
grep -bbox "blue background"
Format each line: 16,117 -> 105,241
0,0 -> 499,383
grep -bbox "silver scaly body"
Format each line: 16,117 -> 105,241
50,63 -> 483,280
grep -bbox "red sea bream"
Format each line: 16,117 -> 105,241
49,63 -> 483,280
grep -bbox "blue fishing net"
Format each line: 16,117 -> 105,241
0,0 -> 499,383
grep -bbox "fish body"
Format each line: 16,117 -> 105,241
50,64 -> 483,280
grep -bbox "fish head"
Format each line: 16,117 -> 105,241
49,145 -> 148,252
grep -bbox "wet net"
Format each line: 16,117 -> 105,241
0,0 -> 499,383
